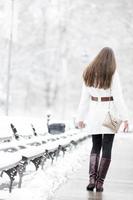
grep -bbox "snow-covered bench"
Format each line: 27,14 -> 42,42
0,116 -> 90,192
0,116 -> 48,142
0,134 -> 74,192
9,117 -> 47,140
0,152 -> 22,193
0,140 -> 64,192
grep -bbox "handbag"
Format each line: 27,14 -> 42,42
102,89 -> 122,133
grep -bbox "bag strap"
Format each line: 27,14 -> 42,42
108,89 -> 114,125
108,88 -> 112,111
108,88 -> 115,113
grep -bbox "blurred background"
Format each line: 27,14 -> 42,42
0,0 -> 133,120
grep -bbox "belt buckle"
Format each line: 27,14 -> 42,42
98,97 -> 100,102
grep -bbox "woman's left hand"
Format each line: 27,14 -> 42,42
77,121 -> 86,129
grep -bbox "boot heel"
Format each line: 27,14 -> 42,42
96,188 -> 103,192
86,184 -> 95,191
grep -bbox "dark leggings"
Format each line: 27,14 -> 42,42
91,134 -> 115,159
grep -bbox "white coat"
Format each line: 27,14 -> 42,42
76,70 -> 129,134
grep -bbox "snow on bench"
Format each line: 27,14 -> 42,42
0,117 -> 13,143
0,116 -> 90,193
0,116 -> 48,143
0,152 -> 22,193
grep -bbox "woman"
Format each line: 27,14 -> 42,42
76,47 -> 129,192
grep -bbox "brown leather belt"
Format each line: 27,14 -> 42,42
91,96 -> 113,102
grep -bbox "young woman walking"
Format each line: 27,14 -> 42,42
77,47 -> 129,192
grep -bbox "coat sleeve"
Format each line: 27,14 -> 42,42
76,82 -> 91,122
111,71 -> 129,121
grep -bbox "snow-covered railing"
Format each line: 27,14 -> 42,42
0,122 -> 90,193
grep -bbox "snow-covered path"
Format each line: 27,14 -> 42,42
52,134 -> 133,200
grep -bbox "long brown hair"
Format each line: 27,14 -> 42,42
83,47 -> 116,89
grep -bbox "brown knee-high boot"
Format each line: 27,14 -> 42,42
86,153 -> 100,191
96,157 -> 111,192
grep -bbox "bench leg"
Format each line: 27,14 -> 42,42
17,160 -> 27,188
9,178 -> 14,193
31,156 -> 42,170
48,152 -> 55,164
61,146 -> 67,157
2,167 -> 18,193
71,140 -> 78,148
41,152 -> 48,170
55,146 -> 61,160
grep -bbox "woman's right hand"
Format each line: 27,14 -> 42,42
77,121 -> 86,129
123,120 -> 129,132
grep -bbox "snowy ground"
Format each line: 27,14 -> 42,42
0,137 -> 91,200
0,114 -> 132,200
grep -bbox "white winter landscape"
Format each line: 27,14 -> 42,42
0,0 -> 133,199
